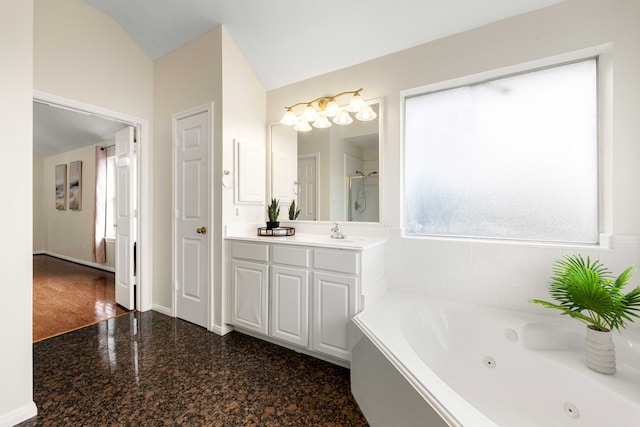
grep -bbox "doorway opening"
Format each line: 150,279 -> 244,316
32,92 -> 151,339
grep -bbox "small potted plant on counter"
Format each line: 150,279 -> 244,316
530,254 -> 640,374
288,199 -> 300,220
267,198 -> 280,230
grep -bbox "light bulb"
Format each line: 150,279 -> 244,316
355,104 -> 377,121
280,109 -> 298,126
294,119 -> 312,132
301,104 -> 317,122
333,109 -> 353,125
312,115 -> 332,129
347,93 -> 364,112
324,99 -> 339,117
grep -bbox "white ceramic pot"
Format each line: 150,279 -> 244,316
585,325 -> 616,374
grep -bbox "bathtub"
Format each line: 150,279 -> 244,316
351,292 -> 640,427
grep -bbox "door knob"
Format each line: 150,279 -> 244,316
196,226 -> 207,235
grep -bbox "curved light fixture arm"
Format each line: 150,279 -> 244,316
283,88 -> 363,112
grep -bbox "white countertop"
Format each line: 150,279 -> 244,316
225,232 -> 386,251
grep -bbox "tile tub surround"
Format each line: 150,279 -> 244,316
385,230 -> 640,323
19,311 -> 368,426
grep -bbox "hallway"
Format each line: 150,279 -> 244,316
19,311 -> 368,426
33,255 -> 129,342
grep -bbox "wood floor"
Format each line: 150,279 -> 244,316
33,255 -> 129,342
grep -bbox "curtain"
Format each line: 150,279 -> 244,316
93,146 -> 107,263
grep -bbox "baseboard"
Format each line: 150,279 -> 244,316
151,304 -> 172,316
0,401 -> 37,427
211,323 -> 234,336
35,251 -> 115,273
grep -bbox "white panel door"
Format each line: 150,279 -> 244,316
312,271 -> 357,360
297,155 -> 317,220
174,110 -> 210,328
271,265 -> 309,347
115,126 -> 136,310
231,260 -> 269,334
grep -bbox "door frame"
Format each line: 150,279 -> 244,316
34,90 -> 152,311
171,102 -> 214,330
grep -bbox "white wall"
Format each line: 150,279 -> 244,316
267,0 -> 640,316
39,143 -> 114,269
153,26 -> 223,315
153,25 -> 267,329
0,0 -> 36,425
221,26 -> 267,328
34,0 -> 153,119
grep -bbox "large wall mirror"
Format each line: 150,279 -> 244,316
270,100 -> 381,223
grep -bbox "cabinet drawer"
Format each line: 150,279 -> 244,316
314,249 -> 360,275
230,241 -> 269,262
272,245 -> 311,268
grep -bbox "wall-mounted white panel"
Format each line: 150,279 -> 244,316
235,140 -> 265,204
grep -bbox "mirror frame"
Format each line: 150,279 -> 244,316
267,97 -> 384,225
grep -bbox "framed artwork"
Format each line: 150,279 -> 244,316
69,160 -> 83,210
55,164 -> 67,210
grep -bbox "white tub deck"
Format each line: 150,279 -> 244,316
352,292 -> 640,427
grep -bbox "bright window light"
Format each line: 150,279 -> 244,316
403,59 -> 598,244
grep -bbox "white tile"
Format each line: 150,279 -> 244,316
446,241 -> 472,280
472,281 -> 502,307
473,261 -> 500,283
444,278 -> 473,303
529,263 -> 553,288
598,243 -> 639,277
500,245 -> 529,264
389,273 -> 426,296
473,243 -> 500,264
529,246 -> 563,266
499,262 -> 531,287
562,247 -> 598,261
424,275 -> 448,298
423,239 -> 447,277
499,285 -> 530,311
472,244 -> 499,280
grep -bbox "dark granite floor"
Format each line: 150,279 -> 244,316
19,311 -> 368,426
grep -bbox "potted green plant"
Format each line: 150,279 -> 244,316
530,254 -> 640,374
267,198 -> 280,229
288,199 -> 300,220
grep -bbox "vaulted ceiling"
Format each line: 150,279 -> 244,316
35,0 -> 563,157
82,0 -> 563,90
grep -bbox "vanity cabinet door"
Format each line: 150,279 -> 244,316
271,265 -> 309,347
312,271 -> 357,361
230,259 -> 269,334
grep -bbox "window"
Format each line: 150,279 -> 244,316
403,59 -> 598,244
105,148 -> 116,239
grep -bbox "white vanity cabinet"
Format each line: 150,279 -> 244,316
312,249 -> 359,360
227,237 -> 385,365
229,242 -> 269,334
270,245 -> 311,347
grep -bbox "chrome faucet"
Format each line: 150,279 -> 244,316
330,222 -> 346,239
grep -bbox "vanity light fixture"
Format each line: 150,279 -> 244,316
280,88 -> 377,132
